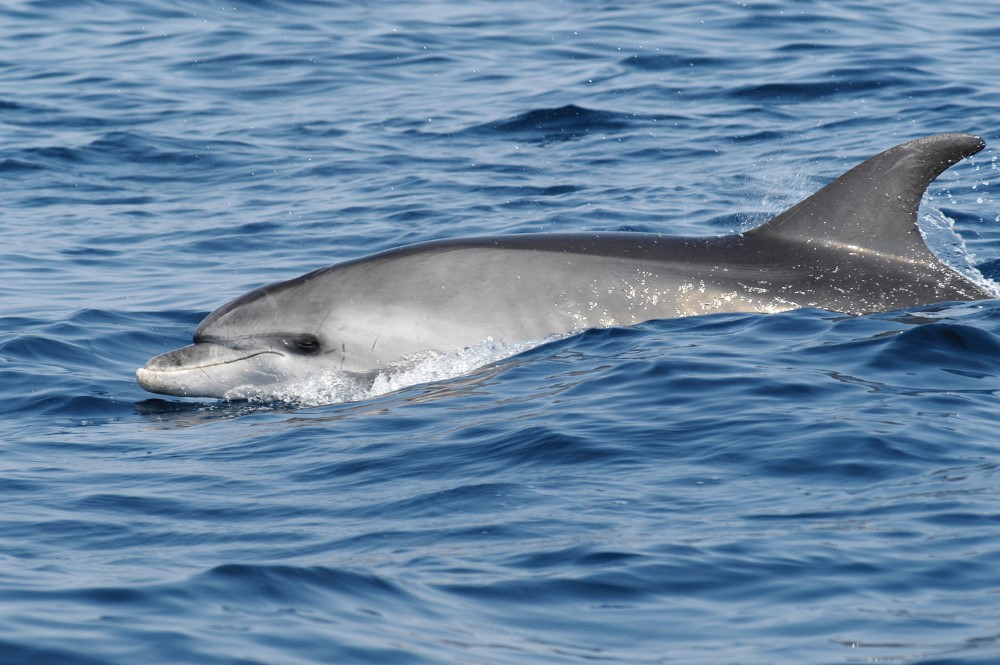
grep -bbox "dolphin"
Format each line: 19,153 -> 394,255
137,133 -> 995,399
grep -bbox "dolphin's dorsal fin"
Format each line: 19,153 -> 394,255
747,134 -> 985,262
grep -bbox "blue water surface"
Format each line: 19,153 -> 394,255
3,1 -> 1000,663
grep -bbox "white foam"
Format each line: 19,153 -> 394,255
920,202 -> 1000,298
222,337 -> 542,407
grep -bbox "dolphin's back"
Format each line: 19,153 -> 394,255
199,134 -> 993,360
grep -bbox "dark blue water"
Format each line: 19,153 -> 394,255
3,1 -> 1000,663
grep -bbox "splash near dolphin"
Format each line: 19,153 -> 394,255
137,134 -> 995,401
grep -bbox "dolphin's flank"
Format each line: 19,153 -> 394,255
137,134 -> 994,400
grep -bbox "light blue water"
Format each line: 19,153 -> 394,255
3,1 -> 1000,663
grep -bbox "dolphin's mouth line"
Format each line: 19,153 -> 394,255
146,350 -> 283,374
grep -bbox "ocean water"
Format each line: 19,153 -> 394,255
3,1 -> 1000,663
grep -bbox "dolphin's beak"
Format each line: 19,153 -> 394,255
136,342 -> 279,397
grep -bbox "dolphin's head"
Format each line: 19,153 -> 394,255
135,329 -> 337,399
136,272 -> 350,399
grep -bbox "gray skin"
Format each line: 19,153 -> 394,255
137,134 -> 994,399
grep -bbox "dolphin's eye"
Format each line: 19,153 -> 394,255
288,335 -> 322,355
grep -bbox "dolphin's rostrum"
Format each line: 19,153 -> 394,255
137,134 -> 995,399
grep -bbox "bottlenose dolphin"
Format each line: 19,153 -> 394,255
137,134 -> 994,399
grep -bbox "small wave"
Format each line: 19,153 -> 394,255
0,158 -> 44,173
463,104 -> 633,143
620,53 -> 733,71
0,641 -> 107,665
86,131 -> 251,170
197,563 -> 418,606
867,322 -> 1000,374
729,77 -> 899,103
